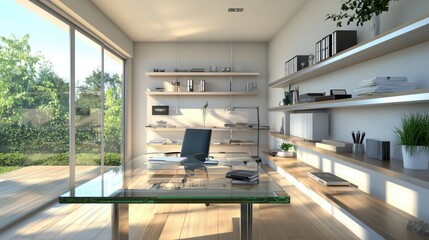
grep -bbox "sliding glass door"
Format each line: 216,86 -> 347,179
0,0 -> 124,225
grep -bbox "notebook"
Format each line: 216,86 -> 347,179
308,172 -> 350,186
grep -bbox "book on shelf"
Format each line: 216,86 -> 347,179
308,172 -> 350,186
354,76 -> 415,96
315,139 -> 352,153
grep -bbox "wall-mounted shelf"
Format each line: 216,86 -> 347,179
146,72 -> 260,77
269,132 -> 429,190
269,14 -> 429,88
146,127 -> 267,132
146,143 -> 256,147
268,89 -> 429,112
146,91 -> 257,96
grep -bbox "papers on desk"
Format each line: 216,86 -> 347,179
203,159 -> 219,165
148,156 -> 187,163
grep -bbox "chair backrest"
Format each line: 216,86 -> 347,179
180,128 -> 212,159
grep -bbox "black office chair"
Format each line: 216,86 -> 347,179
180,128 -> 212,159
179,128 -> 212,206
166,128 -> 212,161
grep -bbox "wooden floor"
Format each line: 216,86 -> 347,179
0,165 -> 358,240
0,166 -> 102,231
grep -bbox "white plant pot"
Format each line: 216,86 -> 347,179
276,151 -> 294,158
402,145 -> 429,170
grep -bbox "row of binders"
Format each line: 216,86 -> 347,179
226,170 -> 259,185
353,76 -> 415,96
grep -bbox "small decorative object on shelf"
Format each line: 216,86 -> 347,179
209,66 -> 218,72
285,55 -> 310,76
277,143 -> 295,157
152,105 -> 169,115
282,84 -> 293,105
201,101 -> 208,127
394,112 -> 429,169
190,68 -> 205,72
299,92 -> 325,103
315,89 -> 351,102
292,86 -> 299,105
155,120 -> 167,128
315,31 -> 357,63
187,79 -> 194,92
366,138 -> 390,160
199,80 -> 205,92
221,66 -> 231,72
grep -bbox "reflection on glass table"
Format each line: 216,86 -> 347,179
60,153 -> 290,240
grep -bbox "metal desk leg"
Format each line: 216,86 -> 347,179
112,203 -> 129,240
240,203 -> 253,240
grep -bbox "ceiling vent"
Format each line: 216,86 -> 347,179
228,8 -> 244,12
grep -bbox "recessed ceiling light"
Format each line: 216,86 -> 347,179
228,8 -> 244,12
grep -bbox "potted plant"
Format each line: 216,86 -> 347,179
326,0 -> 398,37
277,143 -> 295,157
394,112 -> 429,169
326,0 -> 398,27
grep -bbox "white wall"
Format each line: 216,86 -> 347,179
133,42 -> 268,158
268,0 -> 429,222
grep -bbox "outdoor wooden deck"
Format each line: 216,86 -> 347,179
0,165 -> 358,240
0,166 -> 102,232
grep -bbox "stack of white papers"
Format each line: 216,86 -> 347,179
353,76 -> 414,96
148,156 -> 187,163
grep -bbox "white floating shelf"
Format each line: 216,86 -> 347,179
269,14 -> 429,88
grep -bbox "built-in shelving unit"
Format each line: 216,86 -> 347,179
146,127 -> 267,132
269,132 -> 429,190
268,89 -> 429,112
146,72 -> 260,77
146,68 -> 262,153
269,14 -> 429,88
146,91 -> 257,96
147,143 -> 256,147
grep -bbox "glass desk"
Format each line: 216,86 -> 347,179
59,153 -> 290,240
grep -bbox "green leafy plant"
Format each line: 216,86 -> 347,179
0,153 -> 27,166
280,143 -> 294,152
104,153 -> 121,166
326,0 -> 398,27
394,112 -> 429,155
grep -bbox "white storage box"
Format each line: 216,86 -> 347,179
290,113 -> 329,141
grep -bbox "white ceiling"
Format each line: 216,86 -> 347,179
90,0 -> 307,42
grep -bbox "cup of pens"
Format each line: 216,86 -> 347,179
352,131 -> 365,154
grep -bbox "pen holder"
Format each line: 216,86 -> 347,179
352,143 -> 365,155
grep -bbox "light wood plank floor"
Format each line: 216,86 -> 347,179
0,165 -> 358,240
0,166 -> 103,231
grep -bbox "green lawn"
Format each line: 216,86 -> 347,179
0,166 -> 21,174
0,152 -> 120,175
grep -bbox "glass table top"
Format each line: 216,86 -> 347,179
59,153 -> 290,204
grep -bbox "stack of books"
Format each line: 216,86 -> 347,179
315,139 -> 352,153
226,170 -> 259,185
353,76 -> 415,96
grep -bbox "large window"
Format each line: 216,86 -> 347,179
0,0 -> 124,228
